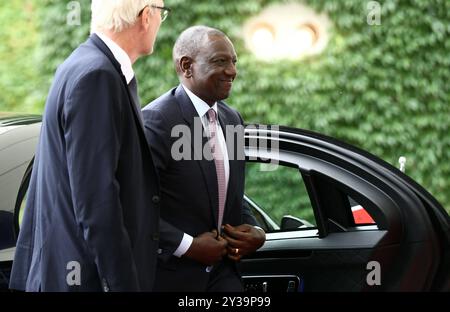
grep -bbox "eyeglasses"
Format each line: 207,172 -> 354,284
138,4 -> 171,23
151,5 -> 171,22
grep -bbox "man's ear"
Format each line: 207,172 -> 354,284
139,6 -> 152,30
180,56 -> 193,78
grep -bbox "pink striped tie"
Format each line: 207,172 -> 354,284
207,109 -> 227,230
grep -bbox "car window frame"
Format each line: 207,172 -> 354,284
13,158 -> 34,238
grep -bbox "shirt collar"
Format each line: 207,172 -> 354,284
96,32 -> 134,84
182,84 -> 218,119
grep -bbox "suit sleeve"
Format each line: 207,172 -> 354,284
142,108 -> 185,261
63,69 -> 139,291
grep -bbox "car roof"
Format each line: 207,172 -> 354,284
0,114 -> 42,127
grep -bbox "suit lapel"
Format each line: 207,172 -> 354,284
127,77 -> 145,130
174,86 -> 219,226
89,34 -> 145,134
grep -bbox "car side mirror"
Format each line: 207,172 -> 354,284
280,215 -> 304,230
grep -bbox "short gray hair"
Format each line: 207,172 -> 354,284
91,0 -> 155,33
173,26 -> 227,74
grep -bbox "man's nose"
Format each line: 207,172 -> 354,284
225,62 -> 237,77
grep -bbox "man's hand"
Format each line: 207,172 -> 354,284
221,224 -> 266,262
184,230 -> 228,265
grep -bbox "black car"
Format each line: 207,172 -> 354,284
1,114 -> 449,291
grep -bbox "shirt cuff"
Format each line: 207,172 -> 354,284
254,225 -> 265,233
173,233 -> 194,257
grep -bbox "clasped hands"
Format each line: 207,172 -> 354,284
185,224 -> 266,265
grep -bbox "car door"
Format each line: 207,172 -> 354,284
0,116 -> 41,290
240,125 -> 450,292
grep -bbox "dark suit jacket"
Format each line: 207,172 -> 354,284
142,85 -> 256,291
9,34 -> 160,291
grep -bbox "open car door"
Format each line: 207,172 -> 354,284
241,126 -> 450,292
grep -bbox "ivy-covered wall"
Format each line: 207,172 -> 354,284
0,0 -> 43,112
4,0 -> 450,214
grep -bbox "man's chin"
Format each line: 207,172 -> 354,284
221,92 -> 231,101
143,44 -> 154,56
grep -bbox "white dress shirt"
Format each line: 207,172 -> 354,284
172,85 -> 231,257
95,32 -> 134,84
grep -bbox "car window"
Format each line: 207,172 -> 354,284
244,196 -> 279,232
245,161 -> 316,232
17,190 -> 28,228
13,160 -> 33,235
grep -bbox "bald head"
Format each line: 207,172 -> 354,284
173,26 -> 227,75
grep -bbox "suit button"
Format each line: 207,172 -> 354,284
102,278 -> 110,292
157,248 -> 163,255
152,195 -> 160,204
152,233 -> 159,241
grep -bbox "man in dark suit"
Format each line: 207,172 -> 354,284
9,0 -> 169,291
142,26 -> 266,292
